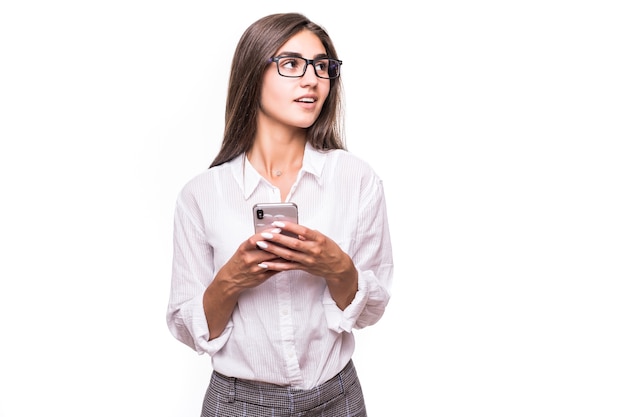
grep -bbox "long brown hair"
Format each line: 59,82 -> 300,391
209,13 -> 345,168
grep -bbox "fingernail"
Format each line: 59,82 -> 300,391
256,241 -> 268,249
261,232 -> 274,239
272,221 -> 285,228
270,228 -> 282,233
258,263 -> 268,268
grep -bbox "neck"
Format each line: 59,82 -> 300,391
246,137 -> 306,180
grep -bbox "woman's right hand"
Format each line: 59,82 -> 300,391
215,228 -> 286,293
203,229 -> 283,339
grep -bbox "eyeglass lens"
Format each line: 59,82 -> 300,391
275,57 -> 340,79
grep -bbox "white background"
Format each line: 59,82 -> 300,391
1,1 -> 625,416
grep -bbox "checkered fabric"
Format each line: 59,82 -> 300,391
200,360 -> 367,416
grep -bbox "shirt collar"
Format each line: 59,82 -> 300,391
236,142 -> 326,200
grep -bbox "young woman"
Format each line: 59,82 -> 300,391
167,12 -> 393,416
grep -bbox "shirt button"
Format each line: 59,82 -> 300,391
281,309 -> 289,316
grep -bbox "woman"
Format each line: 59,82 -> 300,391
167,12 -> 393,416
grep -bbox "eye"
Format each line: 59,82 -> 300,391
280,57 -> 302,70
314,60 -> 328,72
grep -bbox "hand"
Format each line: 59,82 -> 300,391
255,221 -> 358,309
214,227 -> 286,293
204,230 -> 291,339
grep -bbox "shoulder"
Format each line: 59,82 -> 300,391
323,149 -> 381,181
177,157 -> 240,201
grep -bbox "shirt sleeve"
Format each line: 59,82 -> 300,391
323,172 -> 394,332
165,188 -> 233,355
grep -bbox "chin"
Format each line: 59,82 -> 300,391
297,116 -> 321,129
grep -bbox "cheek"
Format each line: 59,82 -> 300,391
260,77 -> 285,109
260,88 -> 283,116
319,82 -> 331,104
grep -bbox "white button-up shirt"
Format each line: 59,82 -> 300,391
166,142 -> 393,389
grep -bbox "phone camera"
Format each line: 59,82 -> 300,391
256,209 -> 264,219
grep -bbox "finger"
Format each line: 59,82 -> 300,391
254,263 -> 281,279
257,259 -> 299,272
271,220 -> 302,235
257,232 -> 300,255
271,221 -> 314,241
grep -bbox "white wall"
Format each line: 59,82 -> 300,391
1,1 -> 625,416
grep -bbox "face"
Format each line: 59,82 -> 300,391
258,30 -> 331,133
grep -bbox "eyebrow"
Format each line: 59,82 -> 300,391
276,51 -> 329,59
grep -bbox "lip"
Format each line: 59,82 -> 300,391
294,94 -> 318,104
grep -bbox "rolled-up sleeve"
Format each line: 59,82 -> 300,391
323,173 -> 393,332
166,190 -> 233,355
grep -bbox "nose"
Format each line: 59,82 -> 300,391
300,62 -> 319,85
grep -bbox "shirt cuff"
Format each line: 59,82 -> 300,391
187,294 -> 233,356
322,271 -> 369,333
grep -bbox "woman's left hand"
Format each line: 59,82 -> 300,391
256,221 -> 358,309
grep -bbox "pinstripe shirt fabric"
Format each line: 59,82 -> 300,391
166,142 -> 393,390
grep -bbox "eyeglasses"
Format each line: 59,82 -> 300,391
269,56 -> 342,79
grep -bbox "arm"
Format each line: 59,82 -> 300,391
166,190 -> 283,351
202,241 -> 281,339
166,193 -> 217,353
349,174 -> 394,329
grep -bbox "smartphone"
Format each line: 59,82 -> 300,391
253,202 -> 299,238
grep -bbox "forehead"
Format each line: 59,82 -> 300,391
275,30 -> 326,56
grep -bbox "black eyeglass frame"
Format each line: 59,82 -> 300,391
268,56 -> 343,79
